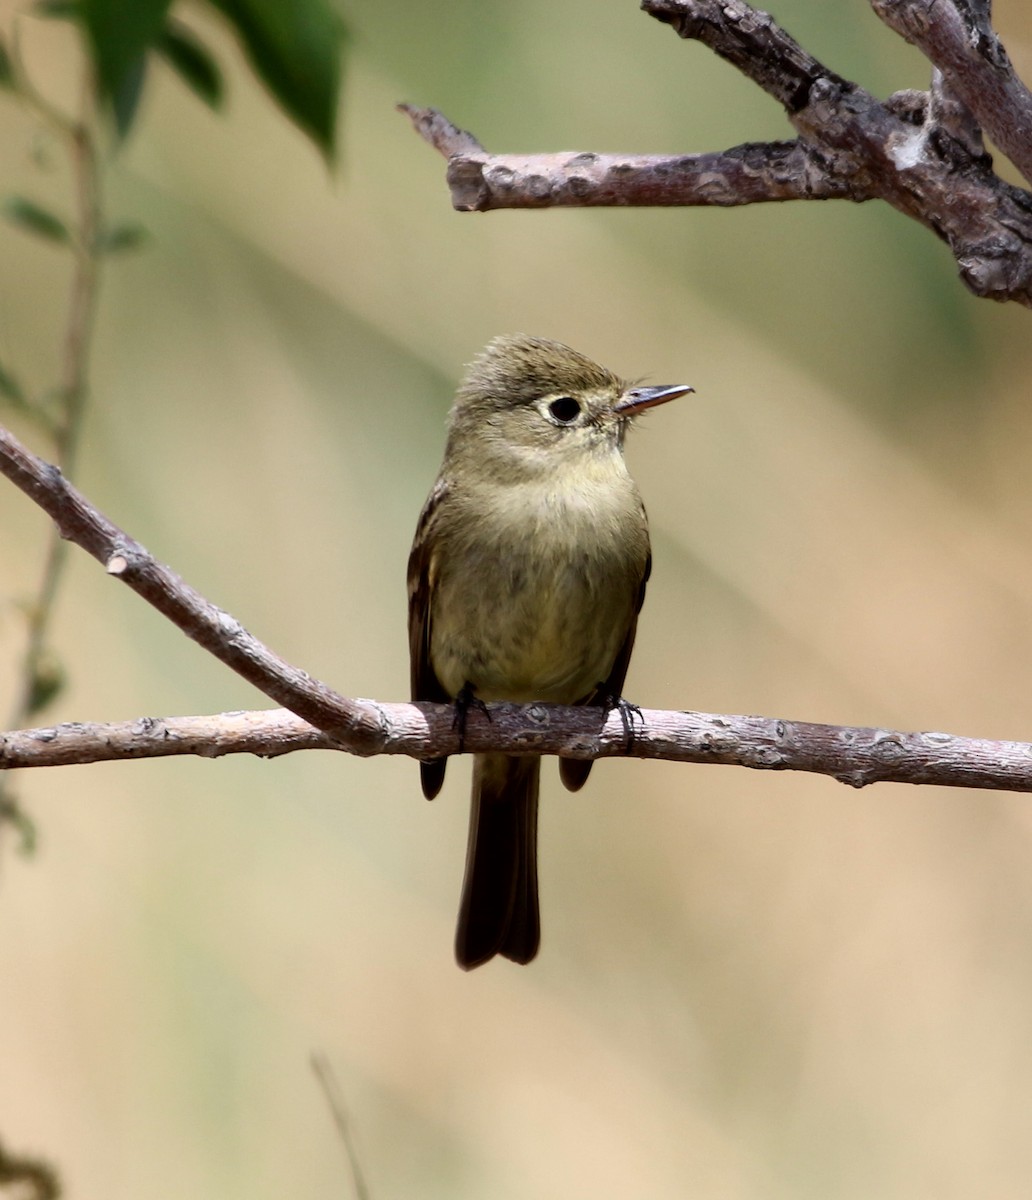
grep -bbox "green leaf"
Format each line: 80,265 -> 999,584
80,0 -> 172,99
0,793 -> 38,857
2,196 -> 70,244
0,37 -> 14,88
206,0 -> 346,160
0,361 -> 26,404
157,20 -> 223,110
27,655 -> 65,717
110,50 -> 148,139
98,219 -> 149,253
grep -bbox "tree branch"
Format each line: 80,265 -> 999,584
402,0 -> 1032,305
3,422 -> 1031,792
870,0 -> 1032,187
3,704 -> 1032,794
0,1137 -> 59,1200
399,106 -> 868,208
642,0 -> 1032,304
0,423 -> 384,753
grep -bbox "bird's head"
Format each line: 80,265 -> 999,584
445,334 -> 693,478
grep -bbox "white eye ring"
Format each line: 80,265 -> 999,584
546,396 -> 581,425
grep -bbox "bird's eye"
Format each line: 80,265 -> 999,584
548,397 -> 581,425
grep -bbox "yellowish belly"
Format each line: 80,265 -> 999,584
429,489 -> 647,703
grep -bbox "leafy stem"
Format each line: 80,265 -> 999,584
0,59 -> 105,851
0,0 -> 348,853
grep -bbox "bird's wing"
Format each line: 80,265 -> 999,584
559,546 -> 651,792
600,546 -> 651,703
408,477 -> 452,799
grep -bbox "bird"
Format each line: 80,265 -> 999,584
407,334 -> 692,968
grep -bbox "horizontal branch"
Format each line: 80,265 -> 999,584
3,704 -> 1032,793
2,423 -> 1030,794
399,106 -> 866,209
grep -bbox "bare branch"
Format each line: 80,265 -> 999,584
0,1137 -> 59,1200
397,103 -> 484,157
4,421 -> 1031,794
870,0 -> 1032,187
403,2 -> 1032,305
643,0 -> 847,107
642,0 -> 1032,304
4,705 -> 1032,795
927,65 -> 985,161
401,107 -> 868,210
1,710 -> 335,767
0,423 -> 384,753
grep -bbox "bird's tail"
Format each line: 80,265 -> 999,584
455,753 -> 540,969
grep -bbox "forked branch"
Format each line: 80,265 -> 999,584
402,0 -> 1032,305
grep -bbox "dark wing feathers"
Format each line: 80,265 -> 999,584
408,479 -> 451,799
559,546 -> 651,792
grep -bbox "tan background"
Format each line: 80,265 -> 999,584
3,1 -> 1032,1196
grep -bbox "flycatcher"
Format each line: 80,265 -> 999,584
408,335 -> 692,969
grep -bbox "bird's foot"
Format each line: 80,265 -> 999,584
453,682 -> 491,753
597,688 -> 645,750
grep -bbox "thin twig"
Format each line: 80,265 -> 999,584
311,1055 -> 372,1200
6,100 -> 101,741
55,76 -> 102,472
0,422 -> 384,751
0,62 -> 105,847
397,103 -> 484,157
9,16 -> 78,139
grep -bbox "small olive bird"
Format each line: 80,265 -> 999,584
408,335 -> 692,969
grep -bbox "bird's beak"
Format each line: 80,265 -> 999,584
615,383 -> 695,416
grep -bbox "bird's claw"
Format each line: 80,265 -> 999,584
453,682 -> 491,753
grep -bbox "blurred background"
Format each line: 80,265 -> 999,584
2,1 -> 1032,1196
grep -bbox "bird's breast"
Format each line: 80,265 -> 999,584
429,473 -> 649,703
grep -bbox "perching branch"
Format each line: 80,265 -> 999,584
3,421 -> 1032,792
4,704 -> 1032,795
402,0 -> 1032,305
